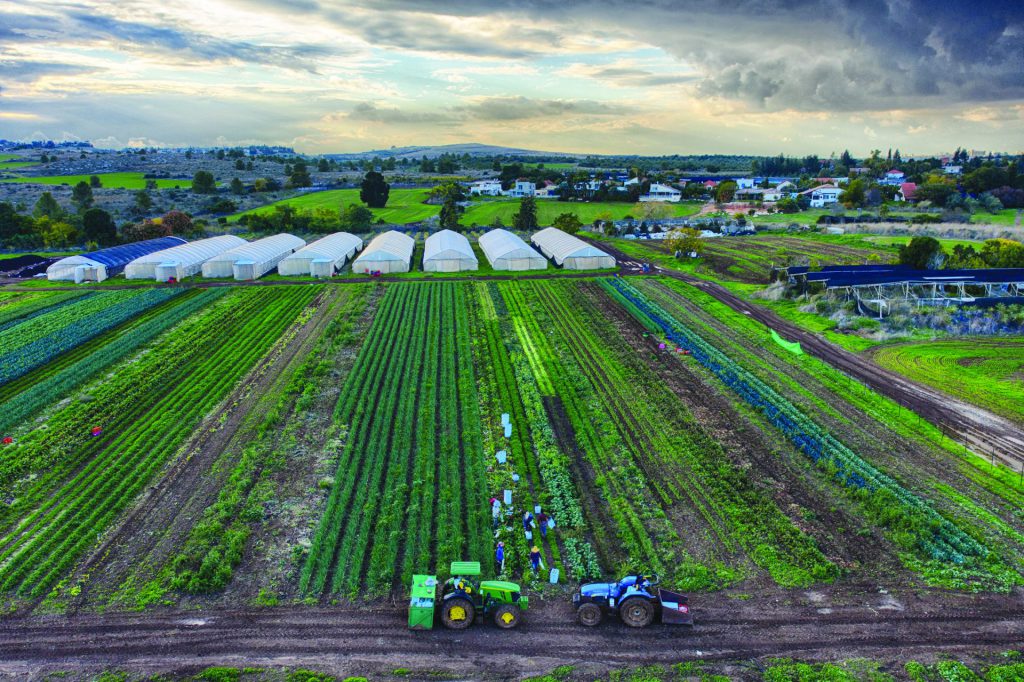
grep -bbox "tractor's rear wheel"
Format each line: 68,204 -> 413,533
441,597 -> 475,630
493,603 -> 522,629
619,597 -> 655,628
576,602 -> 603,627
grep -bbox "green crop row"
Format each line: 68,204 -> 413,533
300,283 -> 491,597
0,290 -> 89,329
0,286 -> 317,597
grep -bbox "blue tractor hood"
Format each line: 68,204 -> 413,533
579,582 -> 615,599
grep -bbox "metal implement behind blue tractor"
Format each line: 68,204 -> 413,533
572,574 -> 693,628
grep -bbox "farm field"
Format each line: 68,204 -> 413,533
461,199 -> 702,227
0,276 -> 1021,618
871,338 -> 1024,425
0,172 -> 190,190
970,208 -> 1020,225
231,188 -> 438,223
699,234 -> 896,283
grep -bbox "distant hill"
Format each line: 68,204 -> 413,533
326,143 -> 584,160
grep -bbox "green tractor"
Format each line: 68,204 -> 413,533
409,562 -> 528,630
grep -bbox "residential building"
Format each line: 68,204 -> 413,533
468,179 -> 503,196
640,183 -> 682,203
897,182 -> 917,202
883,169 -> 906,185
943,165 -> 963,175
803,184 -> 842,208
506,180 -> 536,198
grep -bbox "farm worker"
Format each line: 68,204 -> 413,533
491,499 -> 502,528
495,541 -> 505,573
529,547 -> 544,574
536,511 -> 549,538
522,511 -> 534,533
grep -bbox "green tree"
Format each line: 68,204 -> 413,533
913,182 -> 956,206
230,177 -> 245,195
287,162 -> 312,189
235,158 -> 245,171
339,203 -> 374,231
431,182 -> 465,230
715,180 -> 737,204
666,227 -> 704,257
839,178 -> 867,208
82,208 -> 117,245
145,179 -> 158,191
552,212 -> 583,234
161,210 -> 194,236
36,216 -> 79,248
898,236 -> 944,270
89,174 -> 102,188
360,171 -> 390,208
33,192 -> 63,219
317,158 -> 329,172
980,239 -> 1024,268
71,181 -> 94,210
512,196 -> 538,232
134,190 -> 153,214
192,170 -> 217,194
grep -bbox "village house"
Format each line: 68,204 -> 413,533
802,184 -> 842,207
467,179 -> 503,196
639,183 -> 682,203
897,182 -> 917,201
505,180 -> 536,198
883,169 -> 906,185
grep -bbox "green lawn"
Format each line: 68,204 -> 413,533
0,161 -> 37,171
748,209 -> 828,225
862,235 -> 985,250
970,209 -> 1020,226
462,199 -> 702,227
0,251 -> 81,260
230,188 -> 439,224
0,172 -> 190,190
871,338 -> 1024,424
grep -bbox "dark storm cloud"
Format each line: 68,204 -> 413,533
313,0 -> 1024,110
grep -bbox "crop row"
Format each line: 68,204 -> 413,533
0,290 -> 89,331
0,288 -> 181,385
605,278 -> 1014,588
470,282 -> 584,580
168,286 -> 372,595
0,289 -> 215,435
533,281 -> 836,587
300,283 -> 490,597
0,286 -> 317,597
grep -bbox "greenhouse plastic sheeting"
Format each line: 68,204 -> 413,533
47,237 -> 187,282
478,229 -> 547,271
201,233 -> 305,280
124,235 -> 247,281
531,227 -> 615,270
352,230 -> 415,274
278,232 -> 363,277
423,229 -> 478,272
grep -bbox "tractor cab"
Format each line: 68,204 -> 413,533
435,562 -> 528,630
573,572 -> 691,628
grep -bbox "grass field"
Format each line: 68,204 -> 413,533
0,162 -> 38,171
461,199 -> 702,227
970,208 -> 1021,226
872,338 -> 1024,424
231,188 -> 438,224
1,172 -> 190,190
862,235 -> 986,250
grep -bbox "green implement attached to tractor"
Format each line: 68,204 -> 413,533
409,561 -> 529,630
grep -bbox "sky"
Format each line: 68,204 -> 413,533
1,0 -> 1023,156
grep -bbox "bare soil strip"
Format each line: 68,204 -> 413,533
0,586 -> 1020,680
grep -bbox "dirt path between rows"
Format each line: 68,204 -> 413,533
587,238 -> 1024,476
0,586 -> 1020,680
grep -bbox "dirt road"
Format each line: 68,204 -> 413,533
0,587 -> 1020,679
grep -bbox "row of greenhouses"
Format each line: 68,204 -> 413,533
46,227 -> 614,282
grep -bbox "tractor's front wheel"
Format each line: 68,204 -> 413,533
619,597 -> 655,628
441,597 -> 476,630
576,602 -> 603,627
493,603 -> 522,629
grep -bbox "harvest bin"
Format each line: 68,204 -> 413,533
409,574 -> 437,630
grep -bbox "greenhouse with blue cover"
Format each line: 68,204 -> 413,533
46,237 -> 187,282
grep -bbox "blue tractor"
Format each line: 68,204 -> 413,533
572,574 -> 693,628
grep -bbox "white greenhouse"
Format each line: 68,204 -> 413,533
124,235 -> 248,281
531,227 -> 616,270
352,230 -> 415,274
422,229 -> 478,272
47,236 -> 186,282
278,232 -> 363,278
201,233 -> 306,280
478,229 -> 547,271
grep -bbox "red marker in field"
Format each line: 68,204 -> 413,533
2,437 -> 12,445
91,427 -> 103,437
